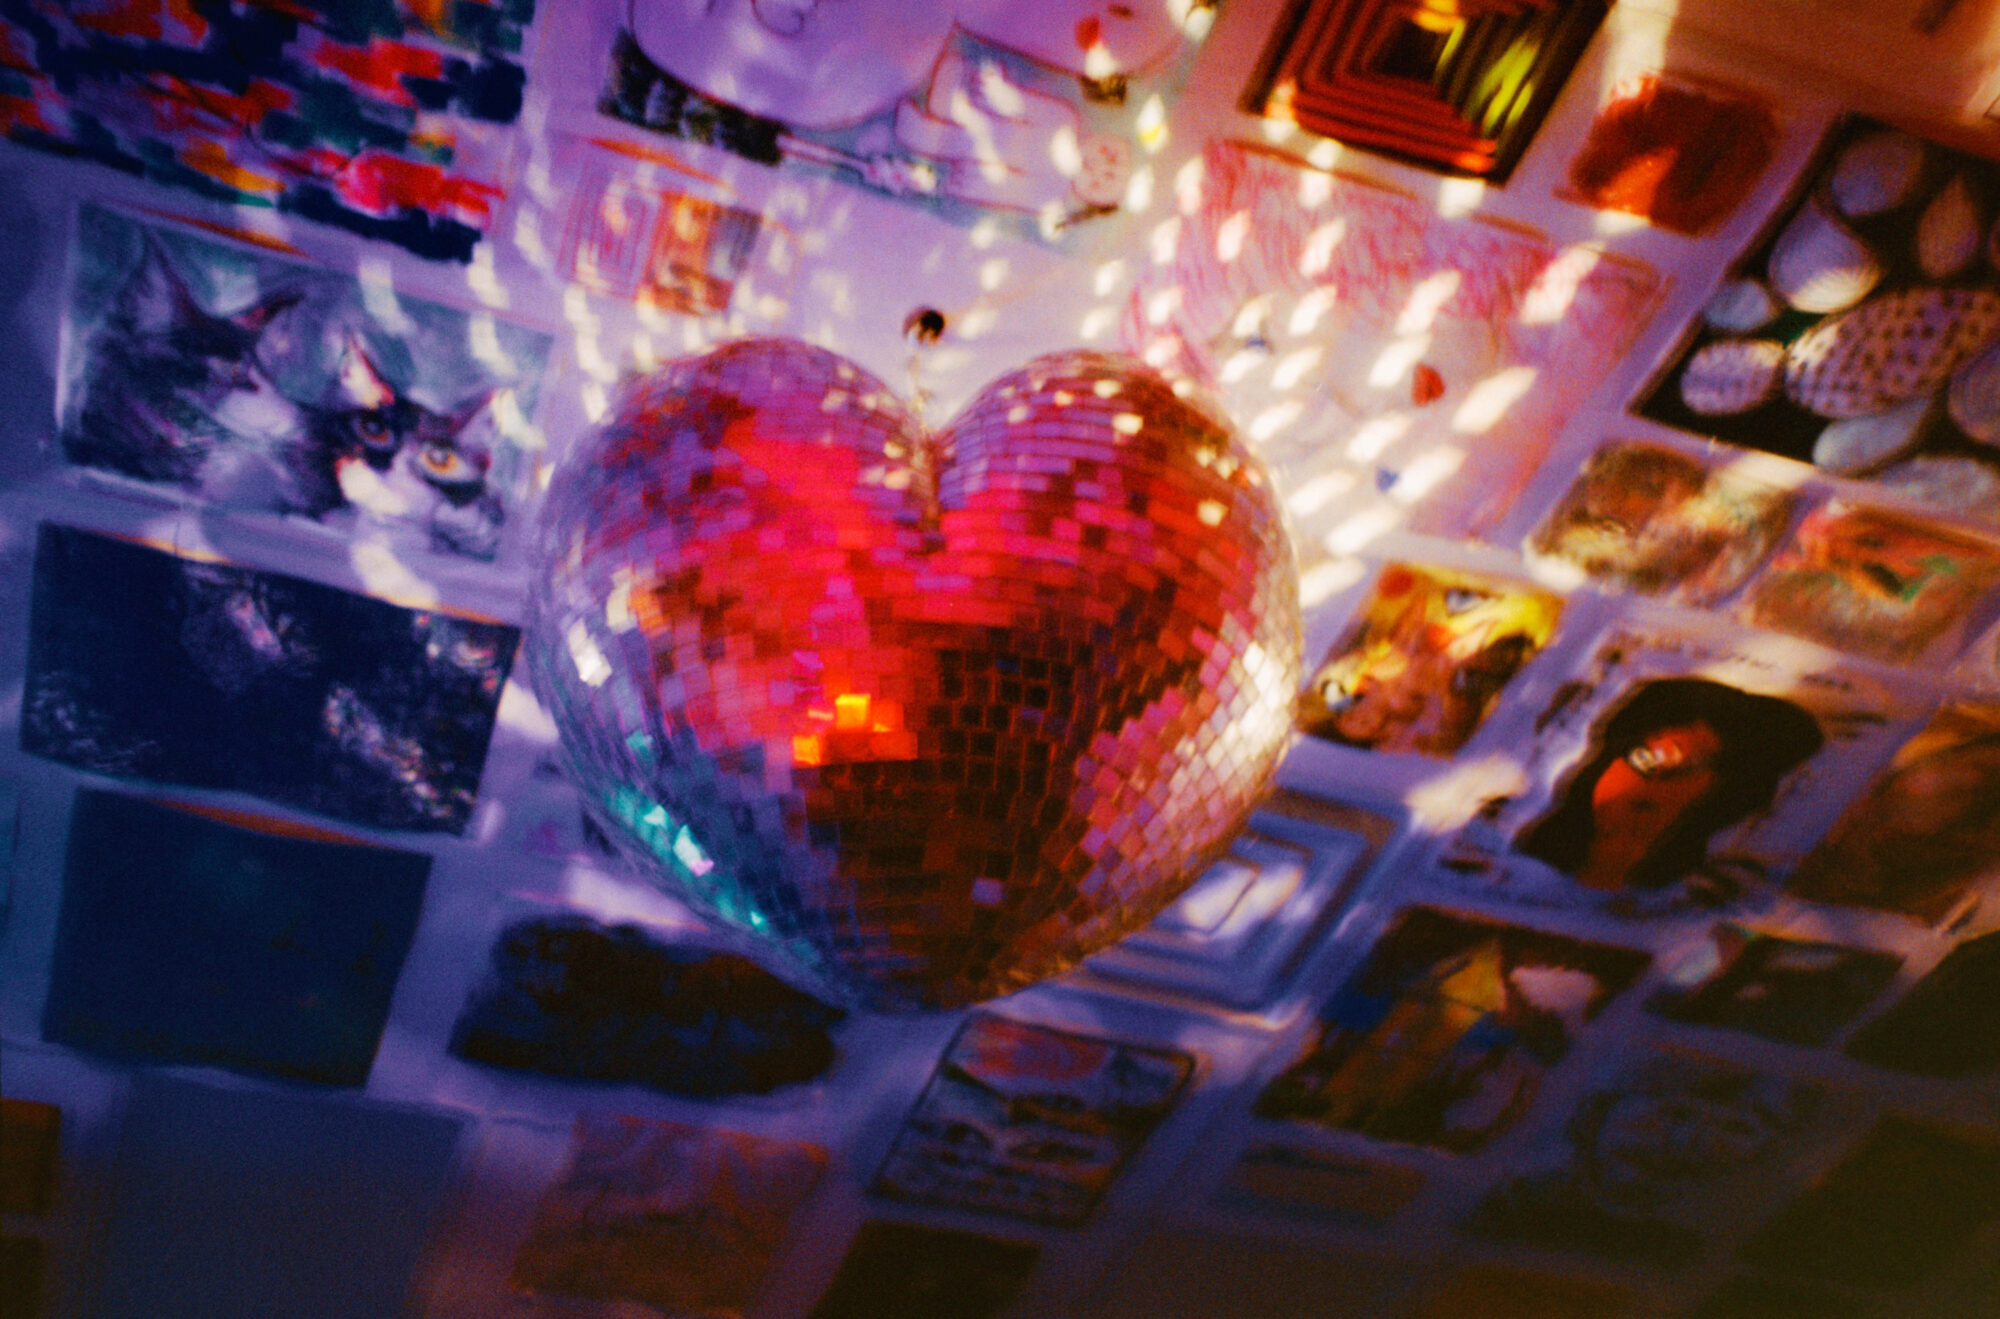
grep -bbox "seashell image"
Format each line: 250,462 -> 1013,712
1784,287 -> 2000,418
1768,197 -> 1883,314
1701,278 -> 1779,334
1874,454 -> 2000,521
1828,129 -> 1926,218
1812,392 -> 1935,475
1948,338 -> 2000,447
1681,337 -> 1786,415
1917,175 -> 1983,281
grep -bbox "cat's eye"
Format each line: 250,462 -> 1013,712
417,444 -> 483,487
356,415 -> 394,450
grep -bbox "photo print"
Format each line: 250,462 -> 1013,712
449,910 -> 846,1097
60,205 -> 553,561
1297,563 -> 1563,757
1253,906 -> 1649,1153
549,133 -> 767,315
41,790 -> 430,1087
1122,138 -> 1663,544
809,1221 -> 1039,1319
1788,699 -> 2000,923
872,1012 -> 1195,1226
509,1113 -> 825,1317
1559,73 -> 1780,235
1844,928 -> 2000,1079
1461,1048 -> 1827,1268
0,0 -> 535,261
1441,625 -> 1922,918
1217,1143 -> 1426,1226
1646,923 -> 1902,1048
22,524 -> 518,833
1741,1116 -> 2000,1290
1523,441 -> 1798,605
1739,502 -> 2000,667
588,0 -> 1213,245
1635,114 -> 2000,526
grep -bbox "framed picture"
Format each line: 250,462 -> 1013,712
1646,923 -> 1902,1047
1559,73 -> 1780,235
1242,0 -> 1611,183
872,1013 -> 1195,1227
1077,788 -> 1398,1009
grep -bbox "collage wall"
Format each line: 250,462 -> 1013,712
2,1 -> 2000,1317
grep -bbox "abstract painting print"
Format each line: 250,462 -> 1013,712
1739,502 -> 2000,666
1297,562 -> 1562,757
1560,73 -> 1779,235
41,790 -> 430,1086
1524,441 -> 1796,604
22,524 -> 518,833
1253,907 -> 1648,1152
509,1113 -> 826,1317
872,1013 -> 1195,1226
0,0 -> 537,261
61,205 -> 552,561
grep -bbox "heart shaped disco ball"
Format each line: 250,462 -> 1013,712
529,338 -> 1300,1010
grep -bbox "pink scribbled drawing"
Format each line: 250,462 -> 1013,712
1122,141 -> 1662,548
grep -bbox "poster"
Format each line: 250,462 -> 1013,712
1646,924 -> 1902,1047
0,0 -> 536,261
450,912 -> 846,1097
1439,624 -> 1921,918
1739,502 -> 2000,667
587,0 -> 1213,246
1461,1049 -> 1826,1267
871,1013 -> 1195,1226
41,789 -> 430,1087
22,524 -> 518,833
1742,1117 -> 2000,1290
1788,700 -> 2000,922
809,1221 -> 1038,1319
509,1113 -> 825,1317
1122,139 -> 1663,544
1844,929 -> 2000,1078
1635,114 -> 2000,525
1559,73 -> 1780,235
1297,562 -> 1562,756
60,204 -> 552,561
1253,906 -> 1648,1153
1523,441 -> 1797,604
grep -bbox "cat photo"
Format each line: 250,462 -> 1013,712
59,205 -> 554,561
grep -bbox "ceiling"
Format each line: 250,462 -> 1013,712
3,1 -> 2000,1317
